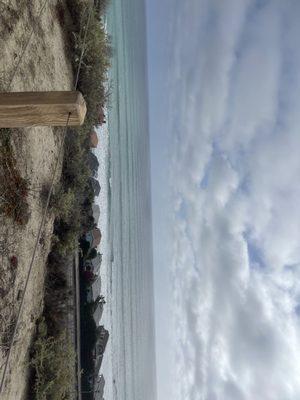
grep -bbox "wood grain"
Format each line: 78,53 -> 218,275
0,91 -> 87,127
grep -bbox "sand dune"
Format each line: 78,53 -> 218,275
0,1 -> 73,399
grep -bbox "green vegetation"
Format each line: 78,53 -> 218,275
47,0 -> 111,258
29,319 -> 75,400
29,1 -> 111,399
50,187 -> 76,221
0,1 -> 111,398
28,249 -> 75,400
0,0 -> 111,233
66,0 -> 111,130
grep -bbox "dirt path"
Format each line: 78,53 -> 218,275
0,1 -> 73,399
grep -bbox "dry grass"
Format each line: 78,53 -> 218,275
66,0 -> 111,130
0,0 -> 76,398
0,225 -> 19,359
0,2 -> 20,37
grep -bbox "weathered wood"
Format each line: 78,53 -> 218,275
0,91 -> 87,127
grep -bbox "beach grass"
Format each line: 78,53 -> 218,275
66,0 -> 111,131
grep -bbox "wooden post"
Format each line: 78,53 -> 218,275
0,91 -> 87,128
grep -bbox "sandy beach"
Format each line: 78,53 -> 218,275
0,1 -> 73,399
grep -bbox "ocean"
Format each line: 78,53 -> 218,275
95,0 -> 157,399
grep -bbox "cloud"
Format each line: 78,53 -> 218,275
169,1 -> 300,399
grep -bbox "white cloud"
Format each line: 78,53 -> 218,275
169,1 -> 300,399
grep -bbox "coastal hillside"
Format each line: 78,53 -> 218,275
0,1 -> 110,399
0,2 -> 73,399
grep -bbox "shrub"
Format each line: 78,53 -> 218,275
0,128 -> 30,225
50,187 -> 76,222
28,1 -> 111,396
95,0 -> 110,15
52,229 -> 78,257
66,0 -> 111,130
50,0 -> 111,249
30,319 -> 75,400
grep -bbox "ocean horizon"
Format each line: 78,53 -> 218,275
96,0 -> 157,399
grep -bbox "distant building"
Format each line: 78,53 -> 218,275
85,276 -> 102,303
94,375 -> 105,400
91,253 -> 102,274
88,152 -> 99,176
93,305 -> 104,325
94,326 -> 109,377
89,178 -> 101,197
90,131 -> 99,148
92,296 -> 105,324
92,204 -> 100,224
85,228 -> 102,248
84,255 -> 102,275
83,269 -> 96,284
91,275 -> 102,300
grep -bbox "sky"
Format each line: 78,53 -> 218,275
147,1 -> 300,400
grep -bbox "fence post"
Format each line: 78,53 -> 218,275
0,91 -> 87,128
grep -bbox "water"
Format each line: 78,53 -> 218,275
95,1 -> 157,399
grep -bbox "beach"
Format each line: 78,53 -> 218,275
0,2 -> 73,398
